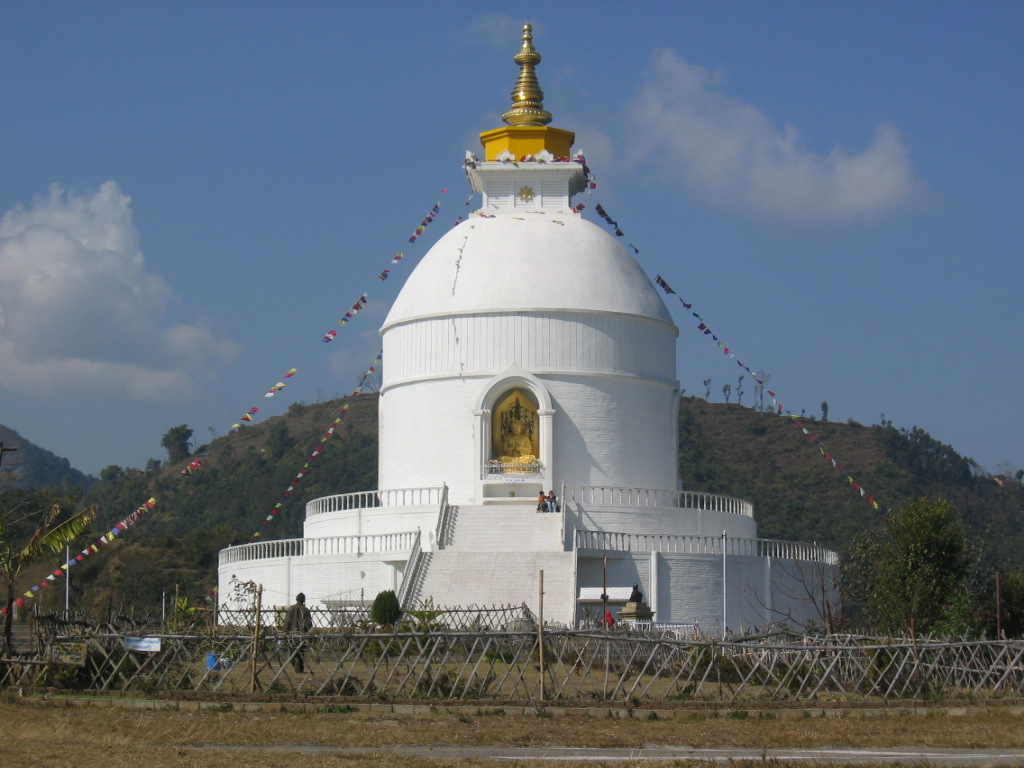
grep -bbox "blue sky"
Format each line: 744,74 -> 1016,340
2,2 -> 1021,485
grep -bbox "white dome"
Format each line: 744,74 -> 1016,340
382,213 -> 673,330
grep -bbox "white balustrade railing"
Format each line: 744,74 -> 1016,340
564,486 -> 753,518
575,529 -> 838,566
397,529 -> 424,608
219,531 -> 420,567
434,484 -> 454,548
481,461 -> 544,479
304,487 -> 445,518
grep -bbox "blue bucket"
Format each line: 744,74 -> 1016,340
206,653 -> 228,670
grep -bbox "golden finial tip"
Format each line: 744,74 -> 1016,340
502,21 -> 552,127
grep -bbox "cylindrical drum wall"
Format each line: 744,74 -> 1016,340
379,311 -> 679,499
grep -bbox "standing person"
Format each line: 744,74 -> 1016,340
284,592 -> 313,673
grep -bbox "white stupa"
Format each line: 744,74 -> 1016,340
219,26 -> 837,633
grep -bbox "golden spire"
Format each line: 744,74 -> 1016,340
501,23 -> 552,127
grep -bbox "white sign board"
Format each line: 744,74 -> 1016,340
122,636 -> 161,653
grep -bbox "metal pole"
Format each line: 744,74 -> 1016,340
602,554 -> 608,629
996,571 -> 1002,639
722,531 -> 727,640
64,544 -> 70,617
538,569 -> 545,702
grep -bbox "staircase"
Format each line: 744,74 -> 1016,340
409,504 -> 576,621
447,503 -> 566,553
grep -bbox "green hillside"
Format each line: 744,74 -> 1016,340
0,424 -> 95,491
7,394 -> 1023,617
677,399 -> 1024,565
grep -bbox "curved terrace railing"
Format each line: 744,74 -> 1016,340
575,529 -> 838,566
565,486 -> 754,518
219,531 -> 419,567
305,486 -> 445,518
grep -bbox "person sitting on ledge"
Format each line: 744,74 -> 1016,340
629,584 -> 643,603
546,490 -> 559,513
537,491 -> 547,512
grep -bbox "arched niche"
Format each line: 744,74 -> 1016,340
492,388 -> 539,461
474,367 -> 555,501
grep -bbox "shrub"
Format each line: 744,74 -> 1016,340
370,590 -> 402,627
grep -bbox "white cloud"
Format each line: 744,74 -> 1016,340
458,14 -> 532,50
627,49 -> 915,224
0,182 -> 237,402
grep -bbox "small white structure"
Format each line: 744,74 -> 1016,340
218,25 -> 837,634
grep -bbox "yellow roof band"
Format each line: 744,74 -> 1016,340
479,126 -> 575,161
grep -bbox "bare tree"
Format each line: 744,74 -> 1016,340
722,384 -> 732,403
361,367 -> 383,394
742,556 -> 842,635
703,378 -> 712,400
737,376 -> 745,406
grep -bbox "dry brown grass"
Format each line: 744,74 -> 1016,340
2,697 -> 1023,768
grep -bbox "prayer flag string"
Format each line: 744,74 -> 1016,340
590,200 -> 885,513
247,352 -> 383,542
232,367 -> 300,430
653,274 -> 886,515
465,150 -> 597,192
322,191 -> 448,340
1,498 -> 158,616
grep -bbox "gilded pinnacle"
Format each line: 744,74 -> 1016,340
501,23 -> 552,127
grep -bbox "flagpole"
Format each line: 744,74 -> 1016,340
64,544 -> 70,617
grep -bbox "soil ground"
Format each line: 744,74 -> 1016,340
3,696 -> 1024,767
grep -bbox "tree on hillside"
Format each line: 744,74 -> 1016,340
266,422 -> 294,460
844,498 -> 975,636
821,401 -> 829,422
722,384 -> 731,403
1,490 -> 95,652
99,465 -> 124,483
161,425 -> 193,465
703,378 -> 712,400
736,376 -> 744,406
995,567 -> 1024,637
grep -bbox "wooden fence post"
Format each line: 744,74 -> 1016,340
251,585 -> 262,693
538,570 -> 545,703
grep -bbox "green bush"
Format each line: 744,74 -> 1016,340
370,590 -> 402,627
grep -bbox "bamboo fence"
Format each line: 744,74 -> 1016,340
3,608 -> 1023,704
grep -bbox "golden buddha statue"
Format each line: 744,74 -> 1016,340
500,419 -> 535,463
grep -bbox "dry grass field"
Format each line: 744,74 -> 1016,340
3,697 -> 1024,768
